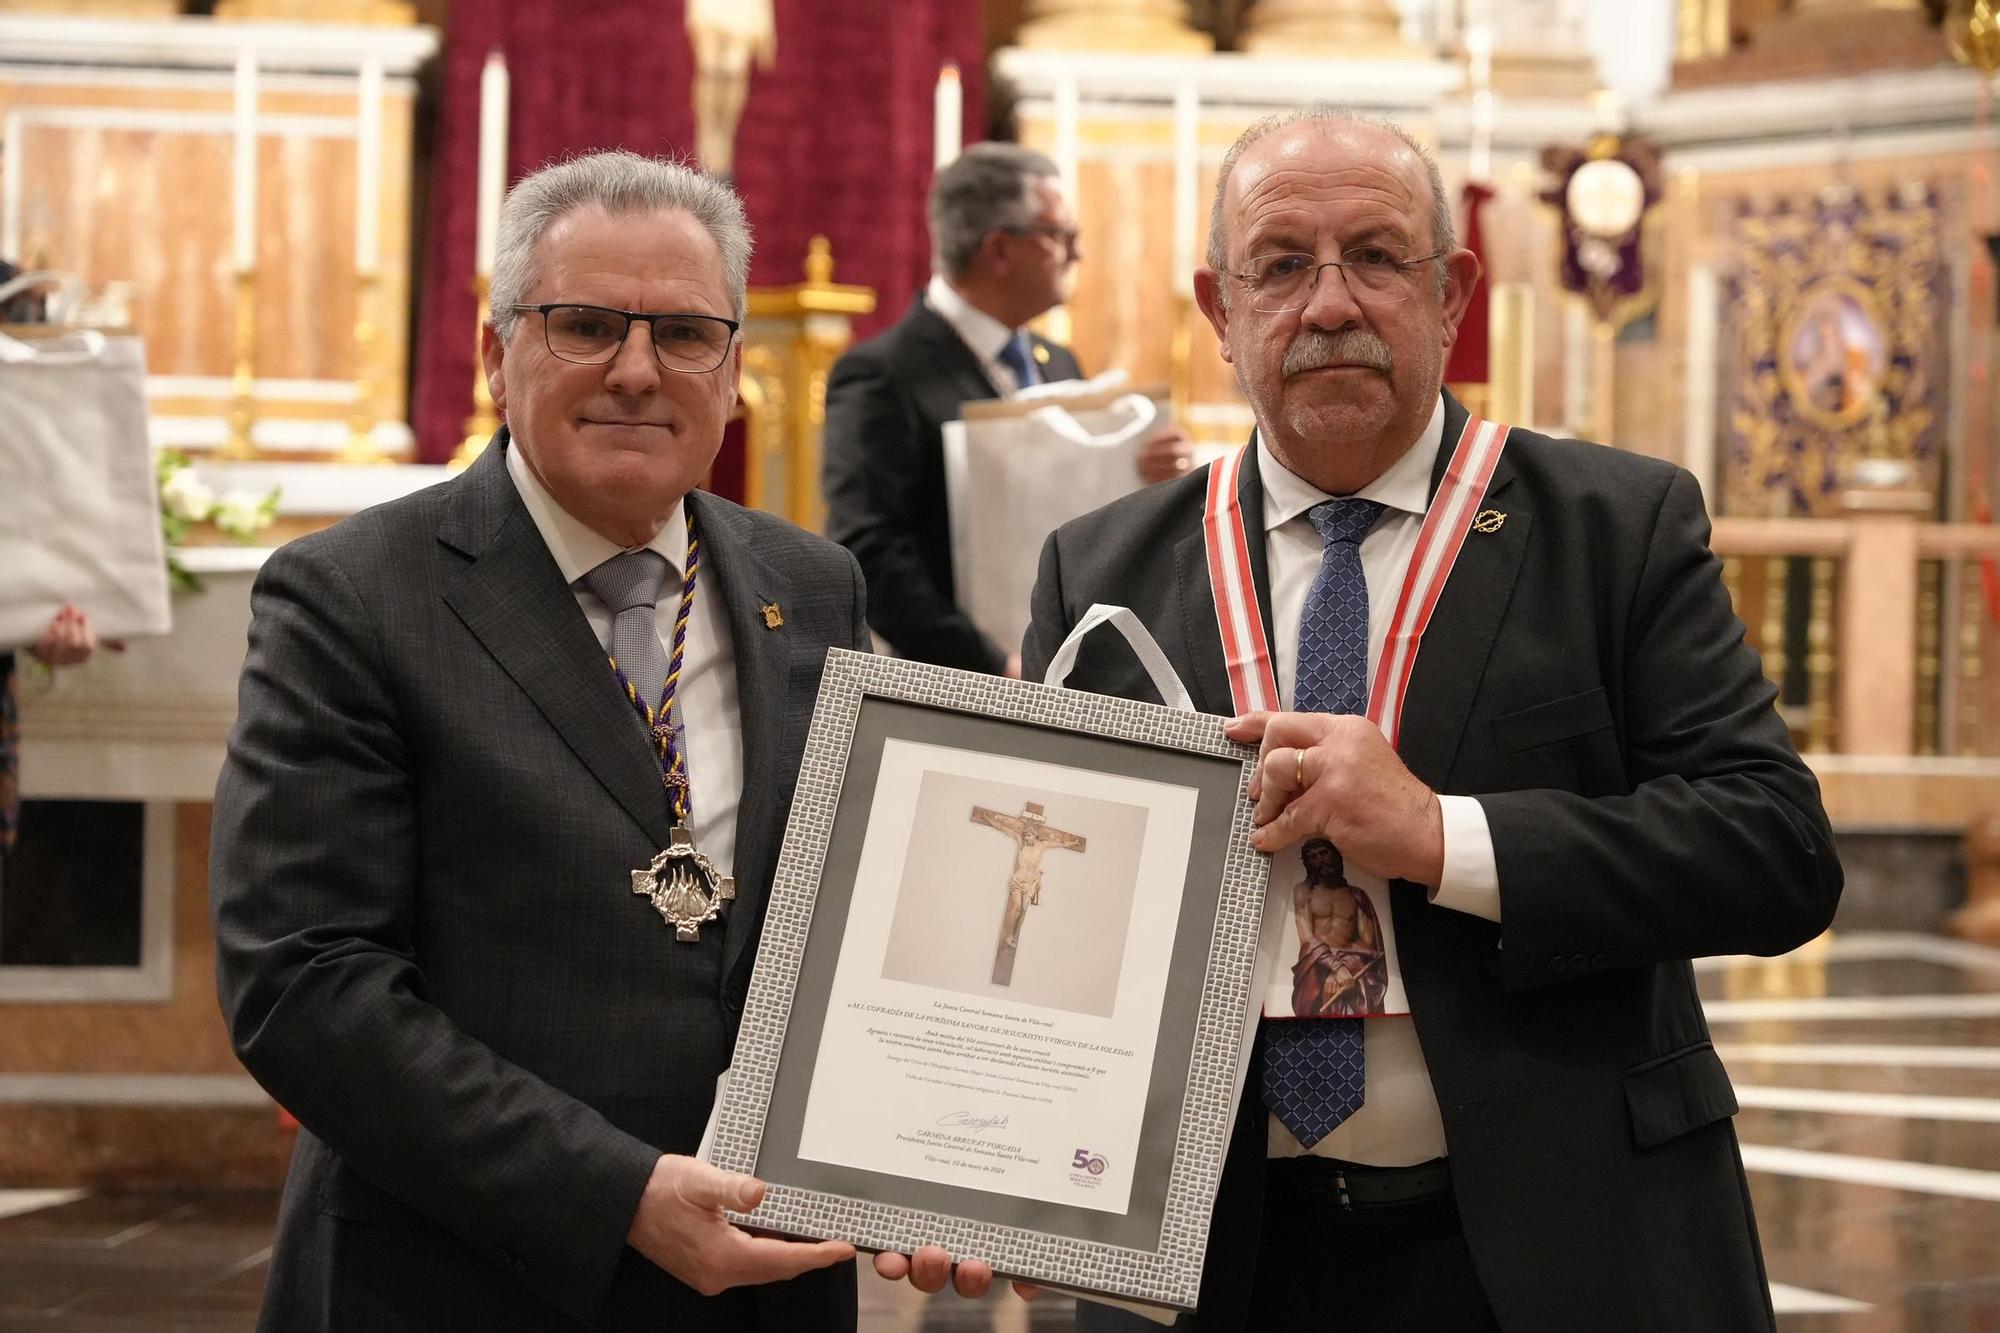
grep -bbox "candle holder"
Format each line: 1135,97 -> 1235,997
218,268 -> 260,460
1170,292 -> 1194,429
452,274 -> 500,470
338,270 -> 389,465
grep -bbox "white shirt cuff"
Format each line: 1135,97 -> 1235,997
1429,795 -> 1500,923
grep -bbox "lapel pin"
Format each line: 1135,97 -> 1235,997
1033,342 -> 1051,366
1473,509 -> 1507,534
760,600 -> 784,630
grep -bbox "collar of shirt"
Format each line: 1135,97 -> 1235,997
504,434 -> 688,584
925,272 -> 1022,368
1256,395 -> 1446,536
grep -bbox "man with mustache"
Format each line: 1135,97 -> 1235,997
210,151 -> 876,1330
1024,110 -> 1839,1330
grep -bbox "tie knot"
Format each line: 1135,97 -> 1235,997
581,549 -> 670,615
997,331 -> 1038,388
1309,498 -> 1385,548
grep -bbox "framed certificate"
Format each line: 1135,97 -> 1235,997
708,649 -> 1268,1311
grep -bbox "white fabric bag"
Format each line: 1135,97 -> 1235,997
0,315 -> 171,647
944,377 -> 1176,660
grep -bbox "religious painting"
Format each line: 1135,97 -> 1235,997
708,651 -> 1267,1312
1780,279 -> 1890,430
878,768 -> 1151,1018
1257,834 -> 1408,1019
1722,185 -> 1946,517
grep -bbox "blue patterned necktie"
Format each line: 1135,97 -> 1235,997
1260,496 -> 1384,1148
996,331 -> 1039,389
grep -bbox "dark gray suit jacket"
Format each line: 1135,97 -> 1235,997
211,436 -> 866,1331
822,294 -> 1081,674
1023,393 -> 1841,1332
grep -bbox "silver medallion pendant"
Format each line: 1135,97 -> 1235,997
631,824 -> 736,941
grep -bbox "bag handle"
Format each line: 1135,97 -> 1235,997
1022,392 -> 1159,449
0,269 -> 84,324
1042,603 -> 1195,712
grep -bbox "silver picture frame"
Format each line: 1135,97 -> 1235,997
709,648 -> 1268,1311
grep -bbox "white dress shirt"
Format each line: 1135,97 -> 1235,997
926,273 -> 1033,394
507,443 -> 745,878
1259,396 -> 1500,1165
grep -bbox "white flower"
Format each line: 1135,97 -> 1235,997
213,488 -> 274,538
160,468 -> 215,522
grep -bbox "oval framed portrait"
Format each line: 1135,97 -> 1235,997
1779,278 -> 1890,430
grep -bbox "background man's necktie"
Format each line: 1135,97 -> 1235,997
582,549 -> 672,725
1260,496 -> 1384,1148
997,331 -> 1040,389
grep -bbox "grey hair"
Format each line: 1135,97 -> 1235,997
1205,107 -> 1455,303
929,142 -> 1062,277
489,149 -> 752,338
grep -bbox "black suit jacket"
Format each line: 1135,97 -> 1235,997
210,437 -> 866,1331
823,293 -> 1081,673
1023,393 -> 1841,1332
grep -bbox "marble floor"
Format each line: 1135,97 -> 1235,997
0,930 -> 1993,1331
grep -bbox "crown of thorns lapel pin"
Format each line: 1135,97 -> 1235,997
1473,509 -> 1507,534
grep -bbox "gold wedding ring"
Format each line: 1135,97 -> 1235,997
1294,746 -> 1307,791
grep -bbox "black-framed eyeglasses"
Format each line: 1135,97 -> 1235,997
1000,224 -> 1082,259
1232,247 -> 1446,312
510,303 -> 740,373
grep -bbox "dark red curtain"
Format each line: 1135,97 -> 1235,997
1444,182 -> 1492,388
411,0 -> 984,462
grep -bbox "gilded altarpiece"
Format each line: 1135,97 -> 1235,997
1722,188 -> 1948,518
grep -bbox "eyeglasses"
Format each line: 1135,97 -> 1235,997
1001,224 -> 1082,259
1232,247 -> 1446,312
510,303 -> 740,373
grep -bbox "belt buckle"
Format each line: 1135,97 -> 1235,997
1333,1167 -> 1353,1212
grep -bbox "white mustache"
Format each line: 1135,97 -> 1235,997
1282,329 -> 1392,376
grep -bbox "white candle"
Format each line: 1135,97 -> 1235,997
354,57 -> 384,273
475,48 -> 510,279
1172,81 -> 1198,297
1469,90 -> 1495,184
933,63 -> 961,171
232,47 -> 258,274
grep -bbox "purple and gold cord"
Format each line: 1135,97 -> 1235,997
606,510 -> 700,823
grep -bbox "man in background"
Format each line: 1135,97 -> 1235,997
823,142 -> 1187,675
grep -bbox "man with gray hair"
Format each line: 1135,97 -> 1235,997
211,150 -> 866,1329
1025,109 -> 1838,1330
822,142 -> 1189,675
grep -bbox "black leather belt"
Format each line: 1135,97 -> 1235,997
1268,1155 -> 1453,1211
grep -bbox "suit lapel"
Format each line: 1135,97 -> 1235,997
1394,398 -> 1529,788
438,437 -> 677,850
694,493 -> 794,984
904,297 -> 1006,402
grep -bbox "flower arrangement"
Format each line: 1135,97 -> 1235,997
155,450 -> 281,591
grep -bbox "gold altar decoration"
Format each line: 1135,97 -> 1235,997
452,275 -> 500,469
739,237 -> 875,530
219,270 -> 259,461
1946,0 -> 2000,73
1240,0 -> 1417,58
1724,186 -> 1943,518
1016,0 -> 1211,52
339,270 -> 388,465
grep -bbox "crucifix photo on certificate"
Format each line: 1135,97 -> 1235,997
706,650 -> 1268,1312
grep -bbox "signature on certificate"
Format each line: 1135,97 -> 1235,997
937,1109 -> 1010,1134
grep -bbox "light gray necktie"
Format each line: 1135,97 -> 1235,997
582,549 -> 671,720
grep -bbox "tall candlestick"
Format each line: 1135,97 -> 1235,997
354,57 -> 384,273
933,63 -> 961,171
475,48 -> 510,278
232,47 -> 258,274
1466,20 -> 1494,184
1172,81 -> 1198,298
